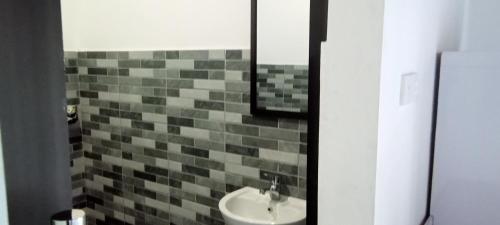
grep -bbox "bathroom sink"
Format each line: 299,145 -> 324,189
219,187 -> 306,225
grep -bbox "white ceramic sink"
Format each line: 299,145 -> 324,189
219,187 -> 306,225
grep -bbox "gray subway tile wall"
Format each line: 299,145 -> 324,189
65,52 -> 86,208
64,50 -> 307,225
256,64 -> 309,113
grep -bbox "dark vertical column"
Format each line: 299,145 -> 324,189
0,0 -> 73,224
308,0 -> 328,224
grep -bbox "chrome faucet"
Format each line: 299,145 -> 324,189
260,176 -> 281,201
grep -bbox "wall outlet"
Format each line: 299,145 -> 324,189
400,72 -> 419,105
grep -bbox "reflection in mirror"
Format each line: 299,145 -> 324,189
255,0 -> 310,113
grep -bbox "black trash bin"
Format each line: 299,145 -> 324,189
51,209 -> 85,225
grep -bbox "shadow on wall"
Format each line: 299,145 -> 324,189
0,127 -> 9,225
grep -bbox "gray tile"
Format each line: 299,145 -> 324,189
225,103 -> 250,114
168,117 -> 194,127
226,60 -> 250,71
227,81 -> 250,92
166,51 -> 180,59
132,121 -> 155,131
279,163 -> 298,175
167,89 -> 180,97
209,91 -> 225,101
242,136 -> 278,150
279,119 -> 301,129
225,124 -> 259,136
208,71 -> 225,80
242,157 -> 278,171
181,109 -> 209,119
142,78 -> 166,87
166,60 -> 194,69
118,59 -> 141,68
260,128 -> 299,142
226,144 -> 259,157
226,50 -> 242,60
142,96 -> 166,105
194,120 -> 224,132
242,115 -> 278,127
119,77 -> 142,85
180,70 -> 209,79
167,80 -> 194,89
141,60 -> 166,68
179,50 -> 209,60
194,60 -> 225,70
89,84 -> 108,92
79,75 -> 97,83
119,86 -> 154,96
106,52 -> 119,59
78,59 -> 97,67
194,100 -> 224,111
87,52 -> 107,59
128,51 -> 154,59
97,76 -> 118,85
279,141 -> 301,153
153,51 -> 166,59
117,52 -> 129,59
225,93 -> 242,103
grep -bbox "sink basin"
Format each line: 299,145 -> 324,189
219,187 -> 306,225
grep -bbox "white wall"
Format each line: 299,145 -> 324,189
0,127 -> 9,225
318,0 -> 385,224
61,0 -> 308,62
461,0 -> 500,51
374,0 -> 465,225
257,0 -> 309,65
60,0 -> 251,51
320,0 -> 466,224
431,52 -> 500,225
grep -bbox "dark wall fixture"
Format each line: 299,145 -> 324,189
0,0 -> 73,224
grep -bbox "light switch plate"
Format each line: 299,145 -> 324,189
400,72 -> 418,105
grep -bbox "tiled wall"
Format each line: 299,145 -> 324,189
64,53 -> 86,208
65,50 -> 307,225
257,64 -> 309,113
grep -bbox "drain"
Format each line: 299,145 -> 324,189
267,207 -> 273,212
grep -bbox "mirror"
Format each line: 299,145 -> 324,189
251,0 -> 310,117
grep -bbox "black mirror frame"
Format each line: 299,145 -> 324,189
250,0 -> 328,224
250,0 -> 308,120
